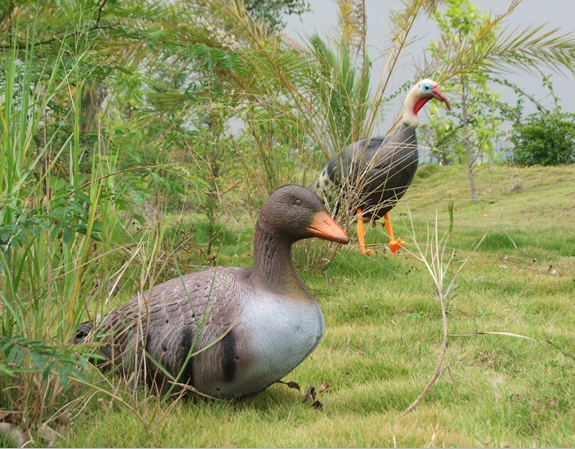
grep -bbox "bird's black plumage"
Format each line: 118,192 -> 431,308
317,125 -> 417,220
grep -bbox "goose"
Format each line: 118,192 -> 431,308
316,79 -> 450,255
79,185 -> 349,398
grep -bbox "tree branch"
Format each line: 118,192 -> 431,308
0,24 -> 118,50
96,0 -> 109,28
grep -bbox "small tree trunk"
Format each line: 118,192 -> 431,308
441,148 -> 449,166
461,81 -> 477,202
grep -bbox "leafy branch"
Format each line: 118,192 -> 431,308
0,334 -> 99,389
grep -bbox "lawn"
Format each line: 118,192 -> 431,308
51,164 -> 575,447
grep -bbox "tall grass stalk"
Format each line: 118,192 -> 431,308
0,29 -> 161,437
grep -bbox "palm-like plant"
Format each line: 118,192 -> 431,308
306,34 -> 371,154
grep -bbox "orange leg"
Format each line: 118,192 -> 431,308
383,212 -> 404,256
357,208 -> 373,256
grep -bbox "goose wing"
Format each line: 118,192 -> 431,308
98,267 -> 246,391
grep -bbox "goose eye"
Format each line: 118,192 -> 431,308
295,199 -> 302,206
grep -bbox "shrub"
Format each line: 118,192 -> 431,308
415,163 -> 441,180
415,170 -> 433,180
511,112 -> 575,166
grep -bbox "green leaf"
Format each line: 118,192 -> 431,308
67,367 -> 88,384
63,227 -> 73,244
14,348 -> 25,366
69,200 -> 86,214
43,361 -> 56,382
7,345 -> 18,363
0,363 -> 15,376
59,367 -> 70,389
73,191 -> 91,204
133,214 -> 146,225
1,341 -> 15,355
30,351 -> 45,369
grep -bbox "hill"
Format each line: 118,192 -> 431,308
58,164 -> 575,448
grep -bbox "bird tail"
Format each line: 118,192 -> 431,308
75,321 -> 92,344
307,174 -> 319,191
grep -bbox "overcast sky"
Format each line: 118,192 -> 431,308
285,0 -> 575,133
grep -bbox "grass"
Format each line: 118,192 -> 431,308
10,164 -> 575,447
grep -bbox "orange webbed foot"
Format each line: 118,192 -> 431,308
389,237 -> 405,255
360,247 -> 374,256
383,212 -> 405,256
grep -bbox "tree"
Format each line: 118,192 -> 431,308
244,0 -> 310,32
424,0 -> 507,201
422,0 -> 574,201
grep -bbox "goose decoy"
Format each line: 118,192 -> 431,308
80,185 -> 349,398
316,79 -> 450,255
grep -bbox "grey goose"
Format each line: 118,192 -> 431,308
78,185 -> 349,398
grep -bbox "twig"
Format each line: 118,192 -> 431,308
168,382 -> 222,401
441,365 -> 458,398
546,340 -> 575,362
447,331 -> 535,341
71,164 -> 166,195
399,214 -> 486,416
400,288 -> 449,416
95,0 -> 108,27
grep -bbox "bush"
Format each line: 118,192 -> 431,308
511,112 -> 575,166
415,163 -> 441,180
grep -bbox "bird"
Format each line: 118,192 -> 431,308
78,185 -> 349,398
316,79 -> 451,256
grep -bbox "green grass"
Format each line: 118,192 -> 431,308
53,164 -> 575,448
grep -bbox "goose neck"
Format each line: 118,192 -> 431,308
250,222 -> 306,295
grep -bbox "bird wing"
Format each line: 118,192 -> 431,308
361,134 -> 418,191
326,130 -> 417,218
98,266 -> 247,391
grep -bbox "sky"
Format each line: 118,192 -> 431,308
285,0 -> 575,134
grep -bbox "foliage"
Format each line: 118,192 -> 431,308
425,0 -> 575,83
0,334 -> 96,390
0,29 -> 173,432
420,0 -> 575,178
306,33 -> 372,151
2,0 -> 575,443
335,0 -> 367,61
180,123 -> 236,257
0,37 -> 98,427
424,76 -> 506,166
245,0 -> 310,32
510,75 -> 575,166
512,111 -> 575,166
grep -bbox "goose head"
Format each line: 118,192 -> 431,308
257,185 -> 350,245
403,79 -> 451,128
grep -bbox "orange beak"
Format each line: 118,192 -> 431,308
308,210 -> 350,244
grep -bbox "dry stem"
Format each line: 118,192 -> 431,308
399,214 -> 485,416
